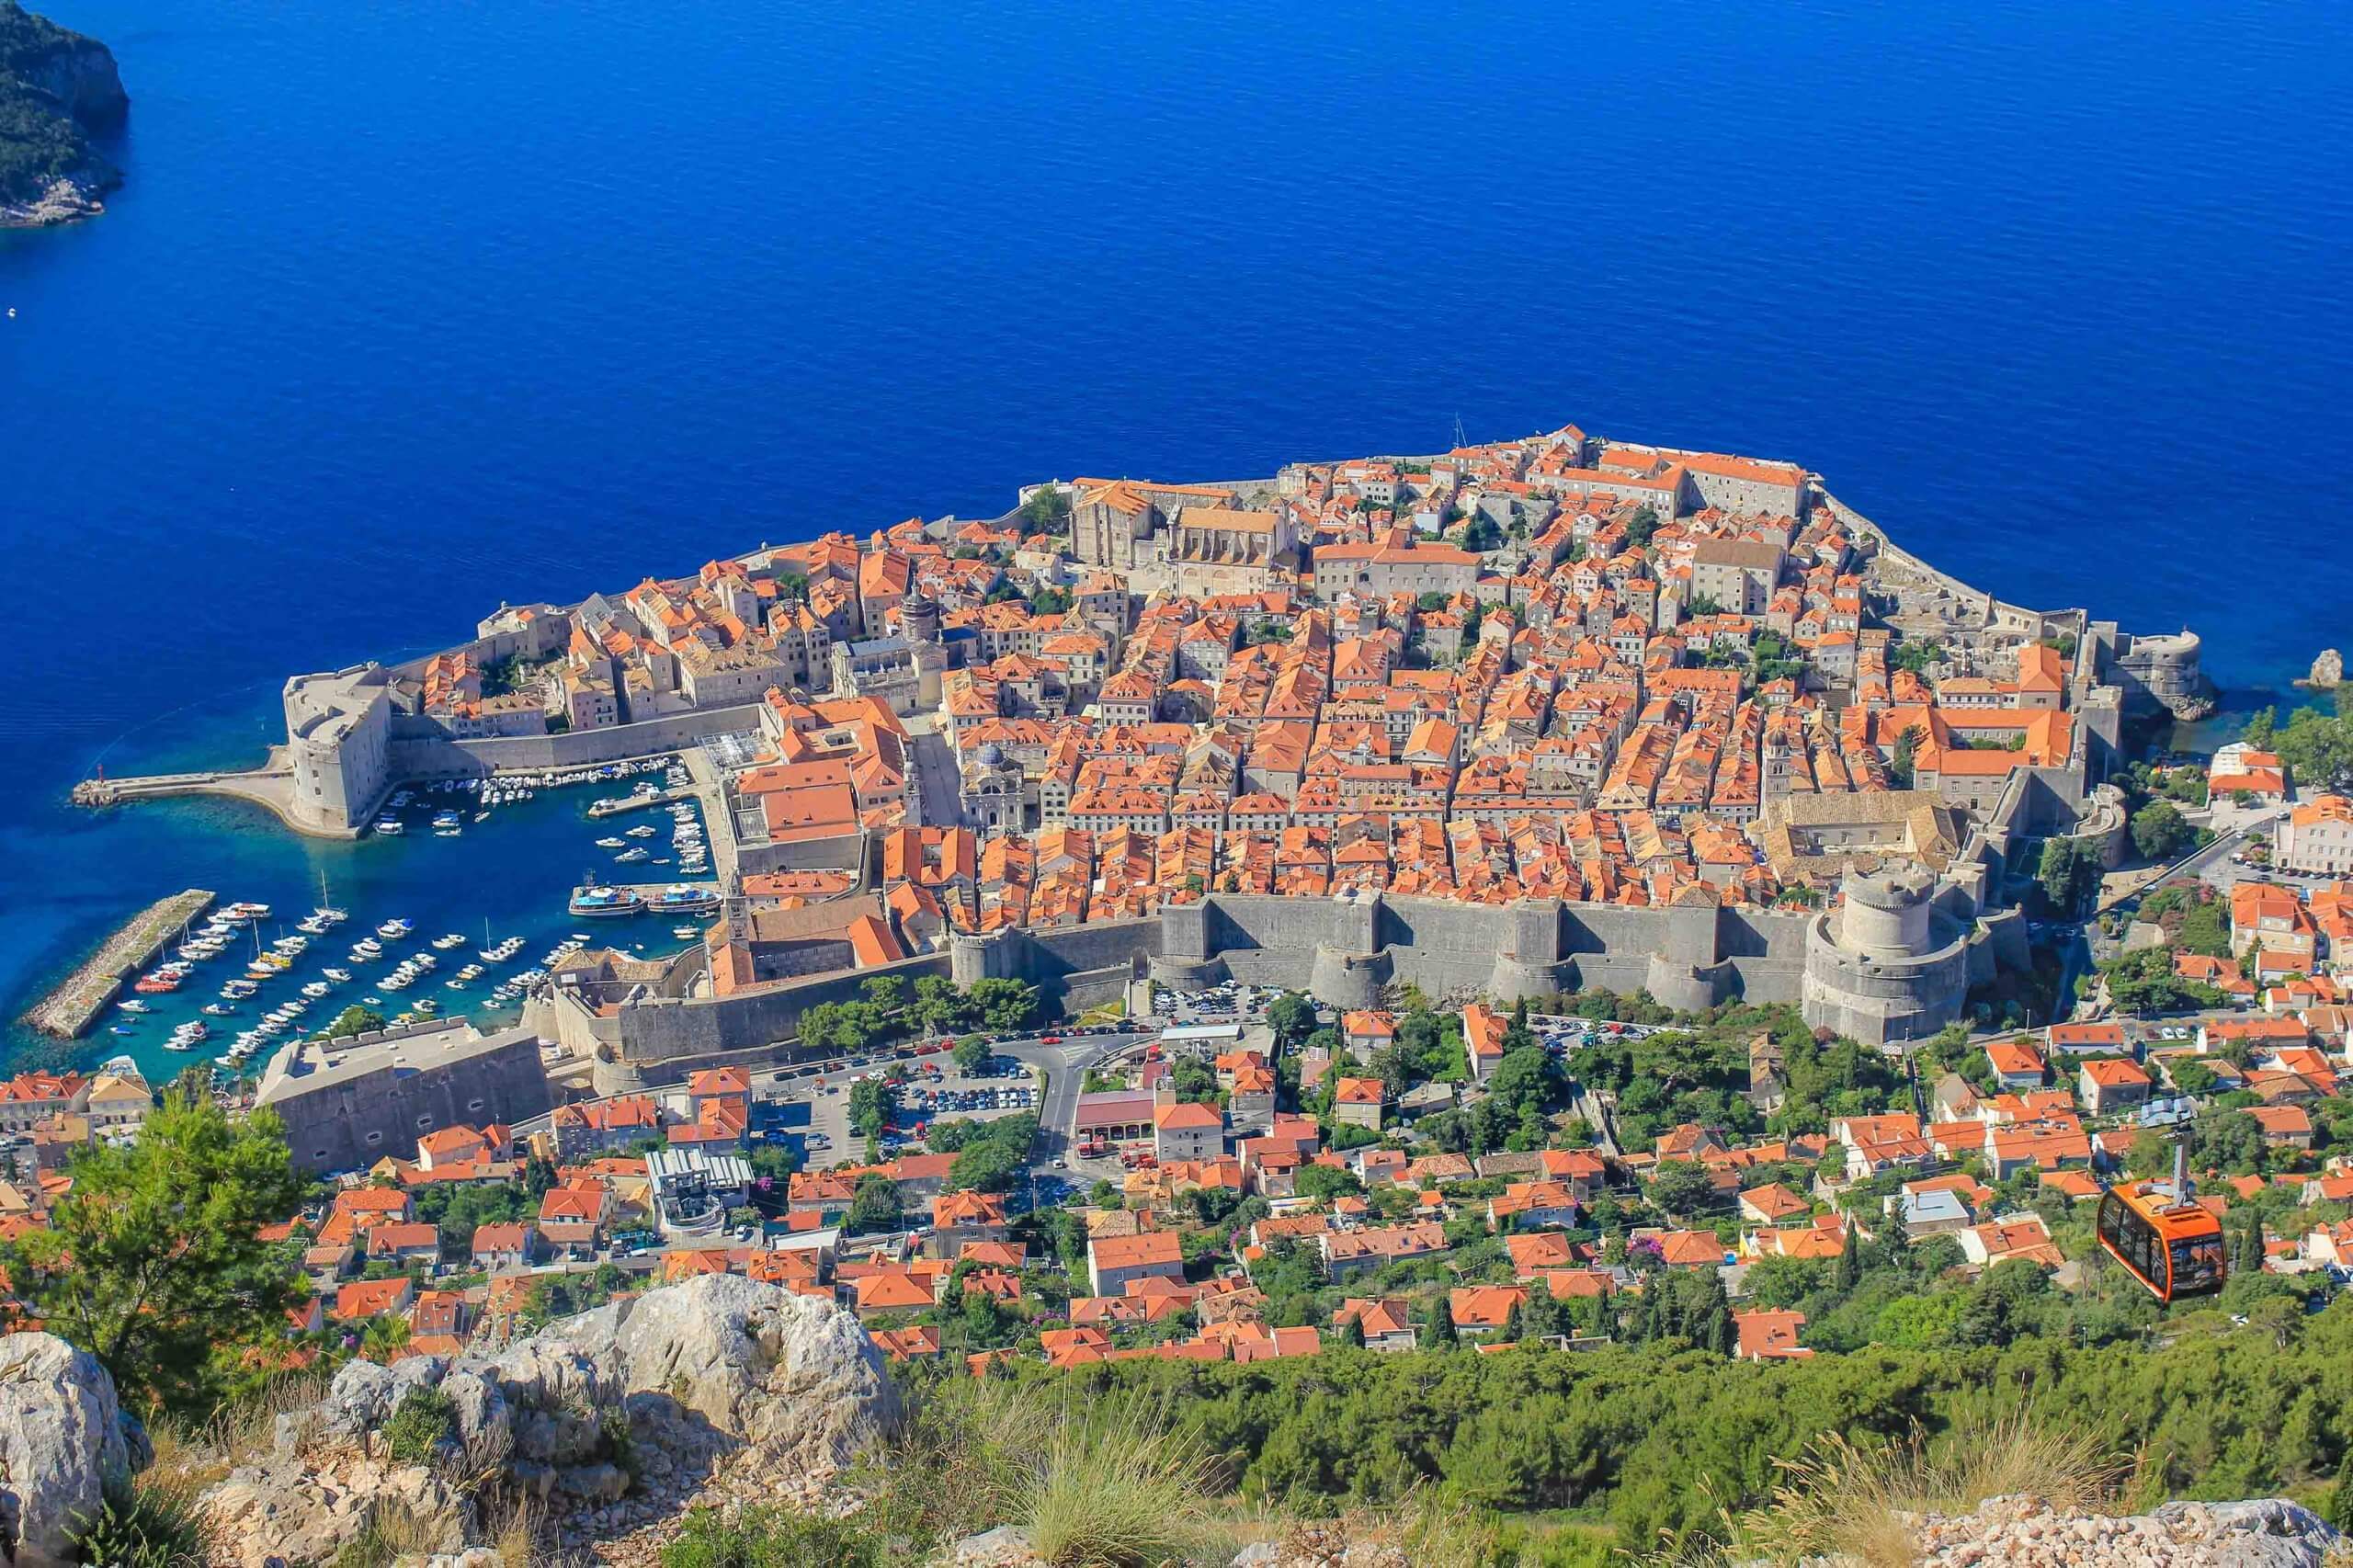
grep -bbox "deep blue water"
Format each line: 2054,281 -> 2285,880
6,0 -> 2351,1072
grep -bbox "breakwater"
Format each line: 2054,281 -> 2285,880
22,889 -> 216,1040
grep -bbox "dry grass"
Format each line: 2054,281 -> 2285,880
1643,1407 -> 2132,1568
146,1369 -> 332,1493
1014,1396 -> 1220,1568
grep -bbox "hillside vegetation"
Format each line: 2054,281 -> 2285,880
0,0 -> 125,206
979,1306 -> 2353,1550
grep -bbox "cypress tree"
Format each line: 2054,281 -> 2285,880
1833,1217 -> 1862,1292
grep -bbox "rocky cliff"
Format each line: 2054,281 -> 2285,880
199,1273 -> 895,1566
0,0 -> 130,226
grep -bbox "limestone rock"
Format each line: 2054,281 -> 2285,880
1910,1493 -> 2343,1567
199,1455 -> 467,1568
611,1273 -> 897,1467
952,1524 -> 1046,1565
2308,648 -> 2343,689
0,1332 -> 145,1568
203,1276 -> 896,1562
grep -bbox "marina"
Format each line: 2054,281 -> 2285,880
15,754 -> 717,1082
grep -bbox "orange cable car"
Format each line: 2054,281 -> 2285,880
2095,1135 -> 2225,1303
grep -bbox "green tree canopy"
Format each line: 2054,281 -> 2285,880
4,1087 -> 307,1416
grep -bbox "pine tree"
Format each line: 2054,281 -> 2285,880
2327,1461 -> 2353,1536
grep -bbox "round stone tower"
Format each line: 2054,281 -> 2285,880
1802,869 -> 1972,1045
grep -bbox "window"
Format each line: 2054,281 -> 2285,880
416,1115 -> 434,1131
365,1131 -> 383,1145
468,1099 -> 486,1113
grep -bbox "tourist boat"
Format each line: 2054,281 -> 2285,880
595,836 -> 627,849
413,998 -> 441,1016
456,963 -> 484,981
222,901 -> 272,922
671,925 -> 704,940
377,918 -> 412,938
432,933 -> 466,949
431,810 -> 462,828
625,824 -> 657,838
117,998 -> 153,1014
412,951 -> 438,971
652,885 -> 722,916
381,972 -> 411,991
132,973 -> 182,994
301,981 -> 332,998
351,937 -> 384,956
221,980 -> 259,999
202,1002 -> 236,1017
324,967 -> 352,983
568,884 -> 644,917
373,817 -> 404,835
614,846 -> 650,864
273,935 -> 310,955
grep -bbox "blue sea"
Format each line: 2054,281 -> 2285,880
5,0 -> 2351,1075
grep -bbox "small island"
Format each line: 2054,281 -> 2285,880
0,0 -> 129,227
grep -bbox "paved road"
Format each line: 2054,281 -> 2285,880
996,1028 -> 1156,1161
901,715 -> 964,830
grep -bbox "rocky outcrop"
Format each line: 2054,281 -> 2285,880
2302,649 -> 2343,690
0,2 -> 131,226
0,1332 -> 150,1568
1904,1494 -> 2342,1567
199,1274 -> 896,1567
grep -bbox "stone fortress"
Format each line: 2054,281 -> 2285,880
240,431 -> 2214,1093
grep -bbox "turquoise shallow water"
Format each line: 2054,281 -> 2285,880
6,0 -> 2351,1070
37,767 -> 711,1082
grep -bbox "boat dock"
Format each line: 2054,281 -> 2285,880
586,787 -> 694,819
21,889 -> 217,1040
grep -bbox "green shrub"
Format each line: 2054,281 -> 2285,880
381,1387 -> 456,1464
657,1505 -> 883,1567
72,1482 -> 208,1568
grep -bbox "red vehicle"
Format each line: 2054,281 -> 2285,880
1040,1034 -> 1063,1045
1144,1043 -> 1162,1061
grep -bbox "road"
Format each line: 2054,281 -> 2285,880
901,714 -> 965,830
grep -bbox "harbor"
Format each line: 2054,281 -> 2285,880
20,889 -> 216,1040
10,753 -> 721,1083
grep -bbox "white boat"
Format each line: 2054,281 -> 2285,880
596,836 -> 627,849
374,817 -> 404,835
432,933 -> 466,949
614,847 -> 649,863
377,919 -> 412,937
672,925 -> 703,940
301,981 -> 331,998
625,824 -> 657,838
117,999 -> 152,1014
324,967 -> 353,983
202,1002 -> 236,1016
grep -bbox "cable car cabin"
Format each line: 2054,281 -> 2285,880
2096,1183 -> 2225,1303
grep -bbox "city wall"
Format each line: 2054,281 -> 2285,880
387,703 -> 768,778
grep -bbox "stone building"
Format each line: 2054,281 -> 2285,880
284,665 -> 394,833
256,1021 -> 551,1175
